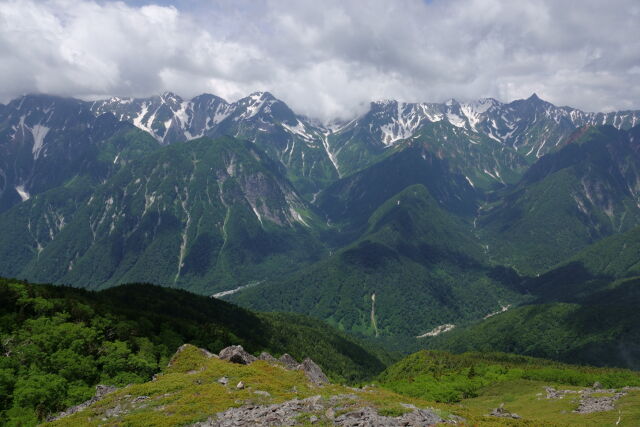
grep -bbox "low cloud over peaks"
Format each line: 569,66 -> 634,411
1,0 -> 639,121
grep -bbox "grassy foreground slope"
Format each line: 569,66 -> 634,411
45,344 -> 459,427
0,279 -> 388,425
46,346 -> 640,426
377,350 -> 640,426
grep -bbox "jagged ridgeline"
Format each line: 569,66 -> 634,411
0,279 -> 390,424
1,91 -> 640,345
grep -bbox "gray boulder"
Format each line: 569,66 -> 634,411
258,352 -> 278,363
218,345 -> 257,365
489,403 -> 521,419
278,353 -> 299,369
298,358 -> 329,386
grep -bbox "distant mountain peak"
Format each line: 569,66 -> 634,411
371,99 -> 397,105
527,93 -> 547,104
248,91 -> 276,101
161,91 -> 180,100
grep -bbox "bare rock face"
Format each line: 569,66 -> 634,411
218,345 -> 257,365
298,358 -> 329,386
47,384 -> 118,421
278,353 -> 299,370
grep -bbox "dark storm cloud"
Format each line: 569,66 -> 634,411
1,0 -> 639,120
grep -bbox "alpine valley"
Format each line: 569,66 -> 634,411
3,90 -> 640,424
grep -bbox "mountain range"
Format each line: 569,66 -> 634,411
1,90 -> 640,356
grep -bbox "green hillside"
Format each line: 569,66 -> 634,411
423,218 -> 640,370
232,184 -> 526,341
0,279 -> 389,424
378,350 -> 640,403
1,136 -> 325,294
376,350 -> 640,425
565,225 -> 640,279
426,275 -> 640,370
479,125 -> 640,274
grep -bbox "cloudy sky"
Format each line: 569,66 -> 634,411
1,0 -> 639,121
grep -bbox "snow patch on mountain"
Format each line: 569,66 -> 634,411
459,99 -> 497,130
446,112 -> 466,128
281,120 -> 314,141
15,185 -> 30,201
212,104 -> 232,126
31,124 -> 49,159
132,103 -> 152,133
241,92 -> 270,120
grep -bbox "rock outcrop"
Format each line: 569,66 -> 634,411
544,384 -> 630,414
335,405 -> 445,426
278,353 -> 300,370
192,394 -> 447,426
258,352 -> 278,363
218,345 -> 257,365
298,358 -> 329,386
217,345 -> 329,387
488,403 -> 520,419
574,391 -> 627,414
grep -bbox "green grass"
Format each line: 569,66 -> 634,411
377,350 -> 640,426
426,274 -> 640,370
0,279 -> 389,425
43,344 -> 449,427
233,184 -> 526,341
377,350 -> 640,403
42,345 -> 640,426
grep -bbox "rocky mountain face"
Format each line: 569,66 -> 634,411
2,91 -> 639,211
0,136 -> 323,291
1,90 -> 640,341
479,125 -> 640,273
0,95 -> 159,212
321,94 -> 640,183
89,91 -> 640,191
91,92 -> 339,197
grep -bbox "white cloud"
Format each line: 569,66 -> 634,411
0,0 -> 639,120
